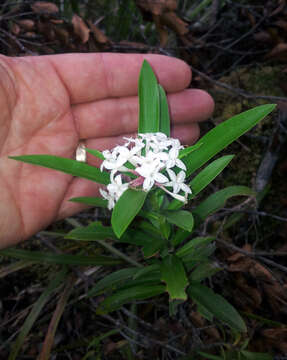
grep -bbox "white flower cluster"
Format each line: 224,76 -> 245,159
99,132 -> 192,209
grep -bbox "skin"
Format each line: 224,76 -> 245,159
0,53 -> 214,248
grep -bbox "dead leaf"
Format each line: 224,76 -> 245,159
136,0 -> 177,16
265,43 -> 287,61
253,31 -> 273,44
275,19 -> 287,32
270,0 -> 286,17
262,328 -> 287,353
54,27 -> 70,46
161,12 -> 189,36
11,23 -> 21,35
89,22 -> 110,44
235,274 -> 262,308
31,1 -> 59,14
37,21 -> 55,41
17,19 -> 35,31
72,15 -> 90,44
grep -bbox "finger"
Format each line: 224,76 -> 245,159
48,53 -> 191,104
73,89 -> 214,139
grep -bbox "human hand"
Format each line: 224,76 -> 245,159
0,53 -> 214,248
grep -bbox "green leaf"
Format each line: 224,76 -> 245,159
160,255 -> 188,300
193,185 -> 255,222
85,148 -> 105,160
142,237 -> 165,258
183,104 -> 276,176
190,155 -> 234,196
112,189 -> 147,238
69,196 -> 108,208
188,283 -> 247,332
240,351 -> 272,360
65,222 -> 115,241
138,60 -> 160,133
168,155 -> 234,211
162,210 -> 194,232
190,262 -> 221,282
158,84 -> 170,136
176,237 -> 215,258
0,248 -> 123,266
159,215 -> 171,240
133,264 -> 160,279
171,228 -> 190,247
198,352 -> 223,360
197,303 -> 214,322
8,268 -> 67,360
9,155 -> 109,184
178,142 -> 203,159
120,228 -> 165,258
87,268 -> 139,297
96,284 -> 165,314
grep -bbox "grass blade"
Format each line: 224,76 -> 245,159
0,248 -> 123,266
8,268 -> 67,360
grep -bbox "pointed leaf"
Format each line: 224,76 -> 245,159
168,155 -> 234,211
9,155 -> 109,184
69,196 -> 108,208
162,210 -> 194,232
97,284 -> 165,314
198,352 -> 223,360
171,228 -> 190,247
240,351 -> 272,360
179,142 -> 203,159
190,262 -> 221,282
158,84 -> 170,136
138,60 -> 160,133
85,148 -> 105,160
133,264 -> 160,279
160,255 -> 188,300
119,228 -> 164,257
188,283 -> 247,332
87,268 -> 139,297
142,237 -> 165,258
190,155 -> 234,196
176,237 -> 215,258
193,185 -> 255,222
65,222 -> 115,241
184,104 -> 276,176
112,189 -> 147,238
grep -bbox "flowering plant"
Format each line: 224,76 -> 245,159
100,132 -> 191,209
11,60 -> 275,333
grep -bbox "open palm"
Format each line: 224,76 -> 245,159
0,53 -> 214,248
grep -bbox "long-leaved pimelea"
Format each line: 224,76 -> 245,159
100,132 -> 191,209
10,60 -> 276,335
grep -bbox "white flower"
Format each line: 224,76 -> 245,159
166,147 -> 186,170
100,175 -> 128,209
107,175 -> 129,199
99,188 -> 115,210
166,169 -> 192,195
99,132 -> 192,208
